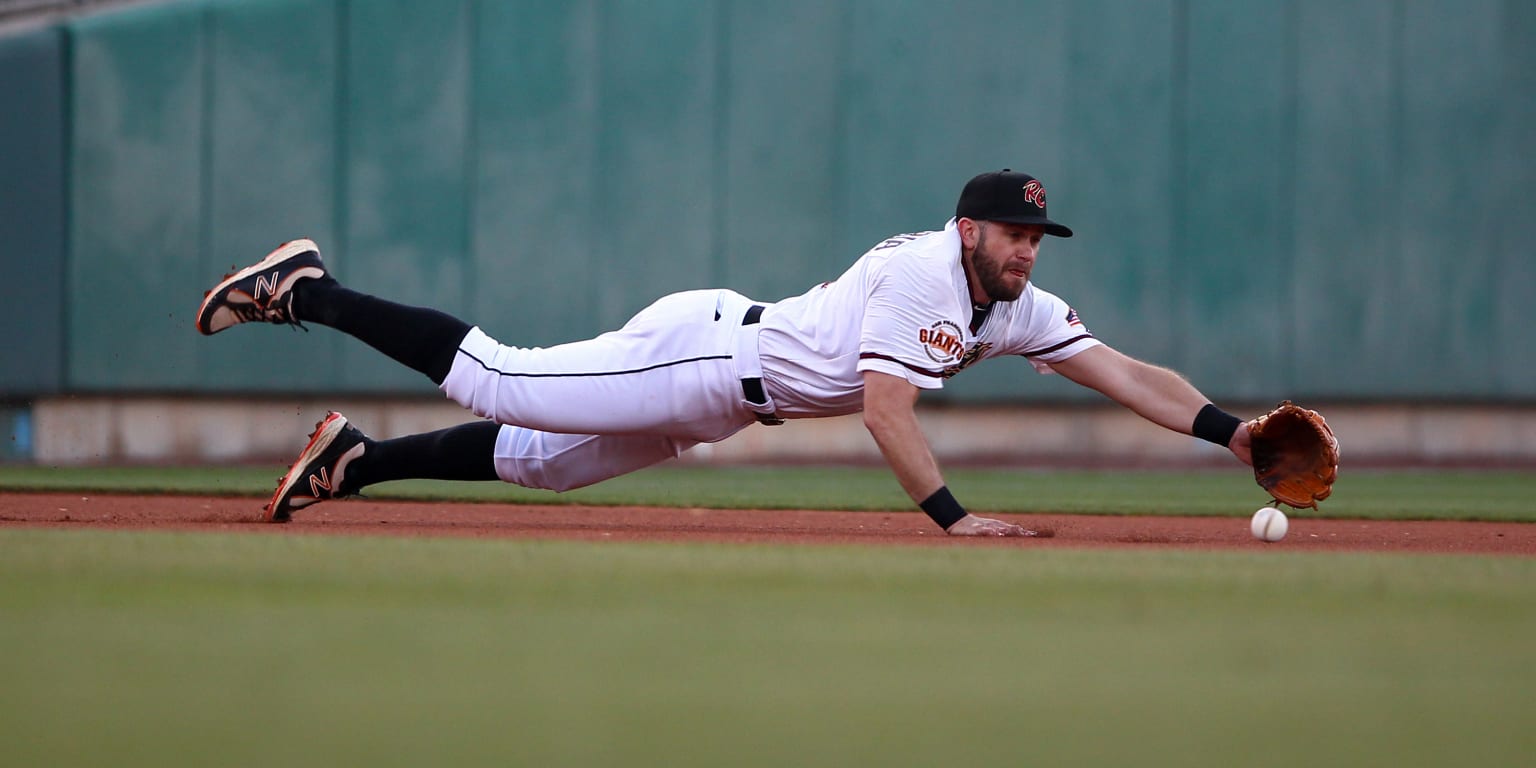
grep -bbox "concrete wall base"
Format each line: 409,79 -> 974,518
21,397 -> 1536,468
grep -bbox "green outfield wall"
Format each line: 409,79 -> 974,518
3,0 -> 1534,402
0,23 -> 66,395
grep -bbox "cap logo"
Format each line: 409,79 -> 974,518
1022,180 -> 1047,210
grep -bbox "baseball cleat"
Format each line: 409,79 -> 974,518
265,411 -> 368,523
195,238 -> 327,335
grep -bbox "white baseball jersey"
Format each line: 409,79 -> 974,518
758,218 -> 1101,416
440,218 -> 1099,492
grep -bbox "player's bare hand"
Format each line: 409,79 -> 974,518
1229,422 -> 1254,466
945,514 -> 1048,537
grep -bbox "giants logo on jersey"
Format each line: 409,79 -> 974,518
1023,180 -> 1047,209
919,320 -> 964,364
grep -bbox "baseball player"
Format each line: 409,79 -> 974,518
196,169 -> 1255,535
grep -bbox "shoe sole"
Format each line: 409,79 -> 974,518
195,238 -> 322,335
265,411 -> 349,523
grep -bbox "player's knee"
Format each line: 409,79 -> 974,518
497,461 -> 595,493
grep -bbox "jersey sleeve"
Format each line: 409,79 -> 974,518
1016,288 -> 1103,374
853,250 -> 959,390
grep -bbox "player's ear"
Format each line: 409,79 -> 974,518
957,217 -> 982,249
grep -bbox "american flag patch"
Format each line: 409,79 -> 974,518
1065,307 -> 1083,326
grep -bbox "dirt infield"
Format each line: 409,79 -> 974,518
3,492 -> 1534,556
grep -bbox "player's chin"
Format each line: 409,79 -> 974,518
995,277 -> 1028,301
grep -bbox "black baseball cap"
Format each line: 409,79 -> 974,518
955,169 -> 1073,238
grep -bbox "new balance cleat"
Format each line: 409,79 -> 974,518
266,411 -> 368,523
195,238 -> 327,335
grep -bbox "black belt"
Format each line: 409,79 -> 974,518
740,305 -> 783,426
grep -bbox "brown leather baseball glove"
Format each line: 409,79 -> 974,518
1247,401 -> 1340,509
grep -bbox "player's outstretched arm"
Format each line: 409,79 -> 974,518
861,371 -> 1033,536
1050,345 -> 1253,465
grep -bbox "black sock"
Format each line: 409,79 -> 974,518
292,277 -> 472,385
345,420 -> 502,492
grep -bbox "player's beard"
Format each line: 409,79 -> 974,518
971,227 -> 1028,302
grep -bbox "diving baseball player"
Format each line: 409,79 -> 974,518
195,169 -> 1256,535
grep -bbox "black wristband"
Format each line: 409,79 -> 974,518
919,486 -> 967,530
1192,403 -> 1242,447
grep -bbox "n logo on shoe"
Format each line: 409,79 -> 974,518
309,468 -> 331,497
254,271 -> 281,299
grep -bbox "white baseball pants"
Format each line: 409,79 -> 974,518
439,289 -> 774,491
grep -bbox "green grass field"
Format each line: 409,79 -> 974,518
3,466 -> 1535,767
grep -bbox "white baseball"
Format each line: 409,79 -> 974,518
1250,506 -> 1288,542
